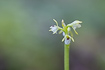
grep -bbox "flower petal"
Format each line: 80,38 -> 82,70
49,25 -> 58,34
65,37 -> 71,45
67,20 -> 82,27
62,19 -> 66,27
62,32 -> 65,36
67,27 -> 71,32
72,20 -> 82,24
53,19 -> 58,26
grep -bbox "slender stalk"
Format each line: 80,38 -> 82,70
64,44 -> 70,70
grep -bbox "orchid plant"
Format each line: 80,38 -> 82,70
49,19 -> 82,70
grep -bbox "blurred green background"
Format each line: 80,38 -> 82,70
0,0 -> 105,70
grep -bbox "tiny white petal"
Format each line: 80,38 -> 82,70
73,26 -> 76,30
77,24 -> 81,28
63,23 -> 66,26
62,19 -> 64,23
67,27 -> 71,32
72,24 -> 81,30
67,20 -> 82,27
62,32 -> 65,36
72,20 -> 82,24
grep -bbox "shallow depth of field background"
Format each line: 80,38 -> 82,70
0,0 -> 105,70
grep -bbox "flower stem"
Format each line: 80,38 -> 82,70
64,44 -> 70,70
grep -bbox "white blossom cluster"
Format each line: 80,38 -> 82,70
49,19 -> 82,45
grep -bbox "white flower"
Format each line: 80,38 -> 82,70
72,22 -> 81,30
65,36 -> 71,45
49,25 -> 58,34
67,20 -> 82,26
62,27 -> 74,45
49,19 -> 63,34
62,35 -> 74,45
67,20 -> 82,35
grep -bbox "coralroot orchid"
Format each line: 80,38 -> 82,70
49,19 -> 82,45
49,19 -> 82,70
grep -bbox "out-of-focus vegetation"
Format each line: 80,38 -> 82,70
0,0 -> 105,70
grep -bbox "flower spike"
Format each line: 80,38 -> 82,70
49,19 -> 82,44
49,19 -> 82,70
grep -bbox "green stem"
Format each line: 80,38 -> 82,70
64,44 -> 70,70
